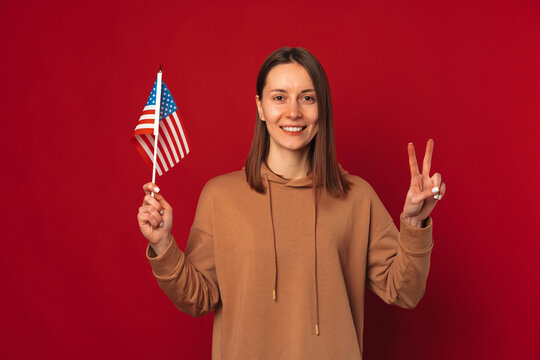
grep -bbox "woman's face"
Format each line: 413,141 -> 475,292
256,62 -> 319,154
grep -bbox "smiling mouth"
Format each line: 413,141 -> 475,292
279,125 -> 307,133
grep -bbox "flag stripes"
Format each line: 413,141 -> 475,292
132,111 -> 190,176
132,80 -> 189,176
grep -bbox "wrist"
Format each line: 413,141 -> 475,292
151,234 -> 172,256
401,213 -> 425,228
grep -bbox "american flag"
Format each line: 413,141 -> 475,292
132,80 -> 190,176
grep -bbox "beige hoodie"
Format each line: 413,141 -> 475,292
146,161 -> 434,359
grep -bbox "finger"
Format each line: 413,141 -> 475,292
431,172 -> 442,190
143,182 -> 161,196
438,182 -> 446,200
408,142 -> 420,177
138,210 -> 160,228
143,204 -> 163,224
143,194 -> 164,214
138,204 -> 162,226
422,139 -> 434,176
142,182 -> 165,201
420,184 -> 439,200
430,174 -> 442,200
144,190 -> 172,211
141,205 -> 162,227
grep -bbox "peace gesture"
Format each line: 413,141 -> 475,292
402,139 -> 446,227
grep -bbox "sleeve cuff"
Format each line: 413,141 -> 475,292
145,237 -> 185,277
398,213 -> 434,255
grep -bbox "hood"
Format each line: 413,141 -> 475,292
257,160 -> 348,187
243,160 -> 349,336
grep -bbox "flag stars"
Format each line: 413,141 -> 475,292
144,82 -> 178,117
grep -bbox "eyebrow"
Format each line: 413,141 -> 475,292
269,88 -> 315,94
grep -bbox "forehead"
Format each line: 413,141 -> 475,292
264,62 -> 314,91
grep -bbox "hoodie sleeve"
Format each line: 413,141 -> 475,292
365,186 -> 434,309
145,181 -> 220,317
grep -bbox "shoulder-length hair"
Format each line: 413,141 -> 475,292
244,46 -> 352,199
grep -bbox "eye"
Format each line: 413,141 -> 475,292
302,95 -> 316,102
273,95 -> 284,101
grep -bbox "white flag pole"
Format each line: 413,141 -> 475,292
151,65 -> 163,198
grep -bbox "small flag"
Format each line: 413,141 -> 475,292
132,80 -> 190,176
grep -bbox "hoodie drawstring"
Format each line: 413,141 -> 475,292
263,173 -> 278,302
313,194 -> 320,335
263,172 -> 320,336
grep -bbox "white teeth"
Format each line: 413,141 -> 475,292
282,126 -> 304,132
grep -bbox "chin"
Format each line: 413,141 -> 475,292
278,142 -> 311,152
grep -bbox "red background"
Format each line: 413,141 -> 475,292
2,0 -> 539,359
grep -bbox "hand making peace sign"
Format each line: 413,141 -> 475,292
402,139 -> 446,225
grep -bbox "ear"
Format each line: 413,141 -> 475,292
255,95 -> 265,121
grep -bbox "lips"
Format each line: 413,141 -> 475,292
279,125 -> 307,135
279,125 -> 307,129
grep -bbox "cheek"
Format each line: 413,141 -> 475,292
310,114 -> 319,129
307,107 -> 318,123
266,107 -> 283,119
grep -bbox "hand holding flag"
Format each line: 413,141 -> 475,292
137,182 -> 174,255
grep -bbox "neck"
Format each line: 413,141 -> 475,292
266,142 -> 311,180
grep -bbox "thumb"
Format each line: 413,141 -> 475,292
417,186 -> 439,202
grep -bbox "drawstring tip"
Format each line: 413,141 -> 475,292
273,289 -> 276,300
315,324 -> 319,335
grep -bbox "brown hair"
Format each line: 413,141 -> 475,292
244,46 -> 352,199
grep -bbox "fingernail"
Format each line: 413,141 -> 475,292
160,210 -> 164,215
154,187 -> 160,193
431,186 -> 439,193
159,222 -> 164,227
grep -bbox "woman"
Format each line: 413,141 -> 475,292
137,47 -> 446,359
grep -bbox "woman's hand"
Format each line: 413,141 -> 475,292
402,139 -> 446,227
137,182 -> 173,254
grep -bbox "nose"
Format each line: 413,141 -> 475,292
286,100 -> 302,119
